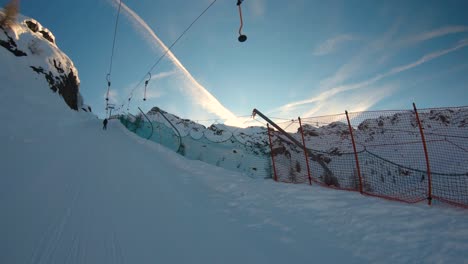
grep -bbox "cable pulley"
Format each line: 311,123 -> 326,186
237,0 -> 247,42
143,72 -> 151,101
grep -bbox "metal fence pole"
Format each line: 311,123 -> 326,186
345,111 -> 363,194
298,117 -> 312,185
267,124 -> 278,182
413,103 -> 433,205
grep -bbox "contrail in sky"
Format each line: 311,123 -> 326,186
277,39 -> 468,114
109,0 -> 238,122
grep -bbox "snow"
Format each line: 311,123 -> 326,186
1,16 -> 468,264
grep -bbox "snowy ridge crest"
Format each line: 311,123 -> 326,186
146,107 -> 269,146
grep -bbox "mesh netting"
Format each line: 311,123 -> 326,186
268,122 -> 311,184
417,107 -> 468,206
346,110 -> 429,203
267,107 -> 468,208
300,114 -> 359,191
119,115 -> 271,179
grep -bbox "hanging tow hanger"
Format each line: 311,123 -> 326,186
105,74 -> 111,102
127,96 -> 132,111
143,72 -> 151,101
105,74 -> 111,116
237,0 -> 247,42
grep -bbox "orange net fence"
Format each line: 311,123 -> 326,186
266,106 -> 468,208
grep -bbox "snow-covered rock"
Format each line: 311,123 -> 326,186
0,12 -> 83,111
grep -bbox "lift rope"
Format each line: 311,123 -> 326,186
237,0 -> 247,42
122,0 -> 218,107
105,0 -> 123,107
143,72 -> 151,101
105,74 -> 111,103
127,95 -> 132,111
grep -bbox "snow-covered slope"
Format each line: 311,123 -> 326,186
1,15 -> 468,264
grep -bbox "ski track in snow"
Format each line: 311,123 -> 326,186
30,183 -> 82,264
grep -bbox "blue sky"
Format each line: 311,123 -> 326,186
16,0 -> 468,125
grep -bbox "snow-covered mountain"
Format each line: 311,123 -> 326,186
0,12 -> 88,112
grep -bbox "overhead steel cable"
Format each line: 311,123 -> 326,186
108,0 -> 122,76
105,0 -> 123,105
124,0 -> 218,106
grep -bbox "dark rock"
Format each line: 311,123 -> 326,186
428,110 -> 451,126
271,145 -> 291,159
208,124 -> 224,135
295,161 -> 301,173
25,20 -> 39,32
323,172 -> 340,187
30,61 -> 80,110
39,30 -> 54,44
298,124 -> 320,136
328,147 -> 342,156
0,27 -> 27,57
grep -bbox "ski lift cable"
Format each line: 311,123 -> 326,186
124,0 -> 218,103
108,0 -> 123,77
105,0 -> 123,104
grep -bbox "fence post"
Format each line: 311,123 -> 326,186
138,107 -> 154,140
298,117 -> 312,185
345,111 -> 363,194
413,103 -> 433,205
267,124 -> 278,182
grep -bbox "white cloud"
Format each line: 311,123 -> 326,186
301,84 -> 396,118
145,87 -> 163,100
312,34 -> 356,56
403,25 -> 468,45
276,39 -> 468,117
250,0 -> 266,17
104,89 -> 119,105
318,23 -> 400,89
151,70 -> 176,80
108,0 -> 243,125
389,39 -> 468,75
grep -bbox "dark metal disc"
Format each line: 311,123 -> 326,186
238,35 -> 247,42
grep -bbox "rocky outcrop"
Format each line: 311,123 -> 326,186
30,62 -> 80,110
0,16 -> 83,111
